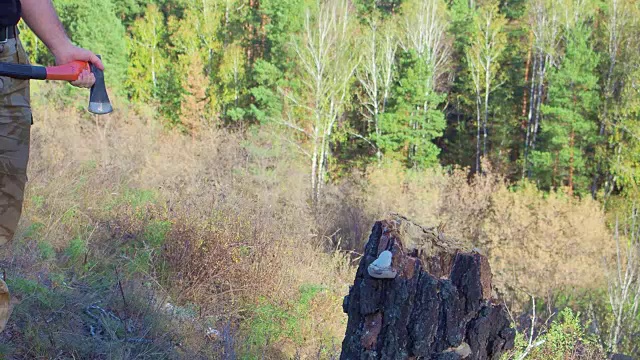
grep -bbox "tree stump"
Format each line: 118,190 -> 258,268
340,215 -> 516,359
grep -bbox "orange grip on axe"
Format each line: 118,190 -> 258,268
0,55 -> 112,114
46,56 -> 112,114
45,60 -> 91,81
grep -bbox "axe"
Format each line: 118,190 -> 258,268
0,55 -> 112,115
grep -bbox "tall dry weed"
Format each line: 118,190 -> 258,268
11,84 -> 353,358
4,82 -> 621,357
436,160 -> 506,242
482,181 -> 615,300
325,158 -> 616,307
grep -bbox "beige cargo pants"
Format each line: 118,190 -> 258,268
0,35 -> 32,332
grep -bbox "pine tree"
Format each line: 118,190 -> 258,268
353,0 -> 405,17
378,51 -> 447,169
522,0 -> 561,178
246,0 -> 308,123
180,50 -> 209,134
249,59 -> 284,123
167,2 -> 223,131
377,0 -> 450,169
531,23 -> 600,195
17,22 -> 53,66
112,0 -> 153,27
54,0 -> 128,90
448,0 -> 475,53
439,0 -> 476,170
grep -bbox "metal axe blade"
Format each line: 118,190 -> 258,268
88,55 -> 112,115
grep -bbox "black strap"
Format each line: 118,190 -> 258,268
0,26 -> 18,42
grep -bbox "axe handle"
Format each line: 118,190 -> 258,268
0,62 -> 47,80
0,60 -> 90,81
0,58 -> 112,115
45,61 -> 91,81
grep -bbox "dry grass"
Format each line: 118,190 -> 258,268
0,82 -> 352,358
0,81 -> 621,358
483,181 -> 615,299
323,158 -> 616,309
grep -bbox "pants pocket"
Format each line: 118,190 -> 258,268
0,38 -> 31,124
16,38 -> 31,66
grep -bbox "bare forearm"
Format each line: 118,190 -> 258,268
20,0 -> 72,56
18,0 -> 104,83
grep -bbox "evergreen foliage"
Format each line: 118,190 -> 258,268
14,0 -> 640,201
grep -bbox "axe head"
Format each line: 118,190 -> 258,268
88,55 -> 113,115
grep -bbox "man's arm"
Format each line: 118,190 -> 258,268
20,0 -> 104,87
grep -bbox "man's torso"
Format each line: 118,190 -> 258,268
0,0 -> 21,27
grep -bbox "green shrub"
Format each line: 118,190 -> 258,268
8,278 -> 62,309
30,195 -> 45,209
105,188 -> 158,215
505,307 -> 606,360
23,222 -> 45,240
242,284 -> 326,358
66,236 -> 87,263
143,220 -> 171,248
37,241 -> 55,260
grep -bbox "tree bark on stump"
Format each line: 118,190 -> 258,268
340,215 -> 516,359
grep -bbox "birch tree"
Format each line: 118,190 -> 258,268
465,0 -> 507,173
168,1 -> 225,129
126,3 -> 166,102
599,0 -> 630,132
400,0 -> 451,91
355,18 -> 398,161
522,0 -> 561,178
608,10 -> 640,201
286,0 -> 357,203
219,43 -> 248,122
557,0 -> 595,31
591,0 -> 633,198
605,210 -> 640,353
376,0 -> 451,168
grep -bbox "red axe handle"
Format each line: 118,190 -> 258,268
0,60 -> 89,81
0,58 -> 112,115
45,61 -> 90,81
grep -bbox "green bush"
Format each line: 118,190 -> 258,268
37,241 -> 56,260
143,220 -> 171,248
242,284 -> 326,358
505,307 -> 606,360
66,236 -> 87,263
8,278 -> 62,309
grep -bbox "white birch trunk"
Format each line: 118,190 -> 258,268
287,0 -> 356,203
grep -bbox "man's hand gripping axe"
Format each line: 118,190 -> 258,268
0,55 -> 112,115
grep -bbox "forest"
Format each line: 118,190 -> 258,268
18,0 -> 640,205
4,0 -> 640,358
